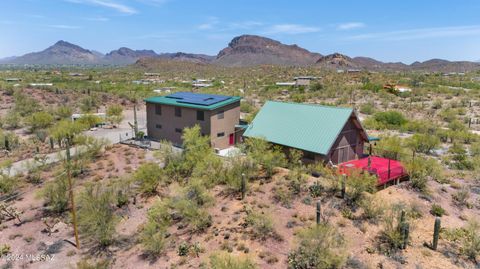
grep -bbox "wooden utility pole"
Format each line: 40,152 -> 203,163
133,101 -> 138,137
66,140 -> 80,249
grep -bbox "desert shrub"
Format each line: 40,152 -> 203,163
171,197 -> 212,232
245,209 -> 276,240
79,96 -> 98,113
0,131 -> 20,150
223,156 -> 256,194
133,162 -> 165,195
106,104 -> 123,125
452,187 -> 470,207
406,133 -> 440,154
2,110 -> 22,129
449,143 -> 474,170
287,149 -> 304,169
430,204 -> 446,217
359,194 -> 385,223
77,114 -> 102,128
273,184 -> 293,208
182,125 -> 214,172
209,251 -> 257,269
378,204 -> 409,255
76,259 -> 109,269
368,111 -> 407,130
77,183 -> 118,247
405,156 -> 443,192
140,199 -> 171,256
0,174 -> 17,196
360,102 -> 375,115
240,101 -> 254,113
109,177 -> 134,208
243,137 -> 287,178
471,142 -> 480,157
286,168 -> 307,195
375,136 -> 405,160
345,171 -> 377,204
288,224 -> 346,269
444,220 -> 480,262
25,111 -> 54,132
42,174 -> 69,214
49,119 -> 86,143
55,105 -> 73,119
13,91 -> 40,116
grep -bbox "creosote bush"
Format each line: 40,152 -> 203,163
345,170 -> 377,204
208,251 -> 257,269
77,182 -> 118,247
133,162 -> 165,195
42,174 -> 69,214
140,199 -> 171,256
288,224 -> 346,269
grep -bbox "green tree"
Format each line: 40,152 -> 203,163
133,162 -> 165,194
106,104 -> 123,126
77,183 -> 118,247
406,133 -> 440,154
26,111 -> 54,132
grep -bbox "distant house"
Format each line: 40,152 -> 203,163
275,82 -> 296,86
145,92 -> 241,149
294,76 -> 318,86
4,78 -> 21,82
243,101 -> 369,164
383,84 -> 412,94
29,83 -> 53,87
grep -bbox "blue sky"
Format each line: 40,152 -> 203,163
1,0 -> 480,63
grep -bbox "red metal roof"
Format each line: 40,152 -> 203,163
338,156 -> 408,185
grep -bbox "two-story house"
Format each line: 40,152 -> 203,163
145,92 -> 241,149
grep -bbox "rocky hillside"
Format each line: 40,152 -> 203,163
8,40 -> 101,65
2,36 -> 480,71
214,35 -> 322,67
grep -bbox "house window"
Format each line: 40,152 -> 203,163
155,105 -> 161,115
175,107 -> 182,117
175,128 -> 182,133
197,110 -> 204,121
217,110 -> 224,119
155,124 -> 162,129
217,132 -> 225,137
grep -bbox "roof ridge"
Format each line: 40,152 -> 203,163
265,100 -> 353,111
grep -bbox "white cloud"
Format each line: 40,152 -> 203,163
263,24 -> 320,34
84,16 -> 110,21
337,22 -> 365,30
66,0 -> 137,14
197,17 -> 219,30
347,25 -> 480,41
46,24 -> 82,29
228,21 -> 263,30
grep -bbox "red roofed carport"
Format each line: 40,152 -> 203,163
338,156 -> 408,186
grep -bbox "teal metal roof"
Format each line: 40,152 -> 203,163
243,101 -> 355,155
144,92 -> 241,110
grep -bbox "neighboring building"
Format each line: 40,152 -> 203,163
275,82 -> 296,86
294,76 -> 318,86
145,92 -> 241,149
243,101 -> 369,164
4,78 -> 21,82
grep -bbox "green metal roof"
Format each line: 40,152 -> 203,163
144,94 -> 241,111
243,101 -> 355,155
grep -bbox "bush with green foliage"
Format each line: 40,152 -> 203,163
288,224 -> 346,269
360,103 -> 375,115
106,104 -> 123,125
406,133 -> 440,154
25,111 -> 54,132
365,111 -> 407,130
140,199 -> 171,256
245,209 -> 276,240
77,183 -> 118,247
222,156 -> 256,194
133,162 -> 165,194
345,170 -> 377,204
444,220 -> 480,262
359,194 -> 385,223
430,204 -> 446,217
209,251 -> 257,269
55,105 -> 73,119
243,137 -> 287,178
49,119 -> 86,143
42,174 -> 69,214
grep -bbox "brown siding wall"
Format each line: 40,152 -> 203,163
328,117 -> 365,164
210,101 -> 240,149
146,101 -> 240,149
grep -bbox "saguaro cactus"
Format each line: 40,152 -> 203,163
341,175 -> 346,199
241,173 -> 246,200
432,217 -> 441,250
316,201 -> 321,225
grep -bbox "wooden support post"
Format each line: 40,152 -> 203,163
387,159 -> 391,181
66,140 -> 80,249
341,175 -> 346,199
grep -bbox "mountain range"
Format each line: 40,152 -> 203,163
1,35 -> 479,72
